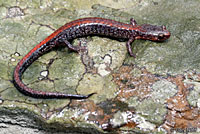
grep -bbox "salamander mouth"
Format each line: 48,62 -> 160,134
165,32 -> 171,39
159,32 -> 170,41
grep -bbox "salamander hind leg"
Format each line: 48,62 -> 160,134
126,37 -> 136,57
63,39 -> 87,53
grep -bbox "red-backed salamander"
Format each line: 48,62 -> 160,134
13,17 -> 170,99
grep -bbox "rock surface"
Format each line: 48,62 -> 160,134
0,0 -> 200,133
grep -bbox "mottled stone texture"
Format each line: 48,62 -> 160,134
0,0 -> 200,134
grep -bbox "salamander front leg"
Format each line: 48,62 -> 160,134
126,37 -> 136,57
63,39 -> 87,52
130,18 -> 137,26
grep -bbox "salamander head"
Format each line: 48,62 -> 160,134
136,24 -> 170,41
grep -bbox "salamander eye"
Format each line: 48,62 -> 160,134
162,26 -> 166,30
158,33 -> 164,40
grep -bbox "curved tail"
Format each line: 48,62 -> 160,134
13,43 -> 94,99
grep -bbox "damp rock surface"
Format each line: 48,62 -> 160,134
0,0 -> 200,133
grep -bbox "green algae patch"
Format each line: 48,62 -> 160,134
90,4 -> 136,23
77,73 -> 118,103
126,80 -> 177,125
87,37 -> 127,70
187,85 -> 200,108
0,79 -> 12,93
23,62 -> 47,84
184,75 -> 200,108
0,101 -> 41,115
48,52 -> 85,94
0,62 -> 9,80
0,6 -> 6,19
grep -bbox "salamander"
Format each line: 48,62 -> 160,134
13,17 -> 170,99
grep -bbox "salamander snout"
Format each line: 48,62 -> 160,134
157,29 -> 171,41
160,25 -> 170,40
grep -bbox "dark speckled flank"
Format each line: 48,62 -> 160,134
61,23 -> 134,41
13,17 -> 170,99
